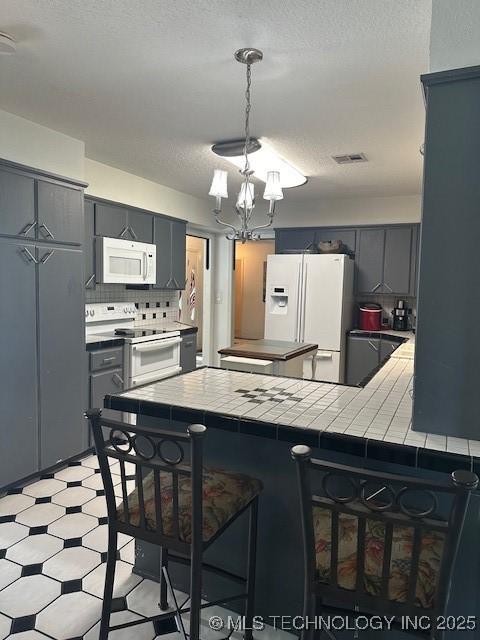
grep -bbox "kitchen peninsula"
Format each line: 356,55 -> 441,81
106,349 -> 480,622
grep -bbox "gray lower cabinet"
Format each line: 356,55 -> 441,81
346,336 -> 381,386
0,241 -> 39,487
37,180 -> 84,245
180,333 -> 197,373
90,368 -> 124,420
346,335 -> 401,386
0,167 -> 35,238
38,247 -> 86,468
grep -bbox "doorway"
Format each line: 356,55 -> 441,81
180,235 -> 207,364
234,239 -> 275,340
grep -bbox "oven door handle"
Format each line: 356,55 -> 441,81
131,365 -> 182,387
132,337 -> 181,352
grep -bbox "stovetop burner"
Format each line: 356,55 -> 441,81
114,327 -> 172,338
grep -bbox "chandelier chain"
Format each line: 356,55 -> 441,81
243,63 -> 252,174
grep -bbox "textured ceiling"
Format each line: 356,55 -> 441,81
0,0 -> 431,202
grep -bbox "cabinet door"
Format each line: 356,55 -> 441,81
94,202 -> 128,238
180,334 -> 197,373
127,210 -> 153,243
0,169 -> 35,238
275,228 -> 315,253
38,247 -> 85,467
37,180 -> 83,244
90,368 -> 124,420
0,241 -> 39,487
346,336 -> 380,386
380,338 -> 399,363
153,216 -> 173,288
84,199 -> 95,288
356,228 -> 385,294
315,228 -> 356,255
382,227 -> 414,295
171,220 -> 186,289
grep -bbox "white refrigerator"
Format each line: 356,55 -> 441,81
264,254 -> 354,383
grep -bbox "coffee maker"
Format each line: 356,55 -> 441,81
392,300 -> 409,331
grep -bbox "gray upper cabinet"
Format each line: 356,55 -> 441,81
37,180 -> 84,245
0,168 -> 35,238
84,199 -> 95,288
275,224 -> 419,297
0,241 -> 39,487
38,247 -> 85,468
153,217 -> 186,289
128,210 -> 153,244
275,228 -> 315,253
314,228 -> 356,255
94,202 -> 128,238
171,220 -> 186,289
154,216 -> 172,288
94,201 -> 153,243
0,161 -> 85,488
383,226 -> 415,295
356,228 -> 385,294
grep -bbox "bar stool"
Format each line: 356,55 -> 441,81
291,445 -> 478,640
86,409 -> 262,640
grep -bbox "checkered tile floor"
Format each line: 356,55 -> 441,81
1,454 -> 273,640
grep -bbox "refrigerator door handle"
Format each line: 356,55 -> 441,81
295,264 -> 302,342
300,261 -> 308,342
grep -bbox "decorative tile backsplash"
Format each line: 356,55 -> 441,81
85,285 -> 180,324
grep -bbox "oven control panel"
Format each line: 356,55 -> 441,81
85,303 -> 136,322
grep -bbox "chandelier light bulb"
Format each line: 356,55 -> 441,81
209,169 -> 228,199
237,180 -> 255,210
264,171 -> 283,201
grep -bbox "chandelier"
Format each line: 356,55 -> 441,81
208,48 -> 285,243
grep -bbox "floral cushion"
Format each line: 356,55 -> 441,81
313,506 -> 445,609
117,467 -> 262,543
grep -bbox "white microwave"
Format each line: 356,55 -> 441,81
96,237 -> 156,284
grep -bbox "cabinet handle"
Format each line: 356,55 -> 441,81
371,282 -> 382,292
20,220 -> 37,236
112,373 -> 124,387
102,356 -> 116,364
184,341 -> 193,347
85,274 -> 95,288
21,247 -> 38,264
368,340 -> 379,352
128,225 -> 137,240
383,282 -> 393,292
39,223 -> 55,239
40,250 -> 55,264
119,226 -> 128,238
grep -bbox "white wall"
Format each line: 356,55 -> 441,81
430,0 -> 480,72
273,194 -> 421,228
84,159 -> 213,228
0,109 -> 85,181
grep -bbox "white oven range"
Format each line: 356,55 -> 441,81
85,302 -> 182,389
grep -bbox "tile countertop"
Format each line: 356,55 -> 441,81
107,347 -> 480,474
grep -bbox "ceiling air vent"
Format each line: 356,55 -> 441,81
332,153 -> 368,165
